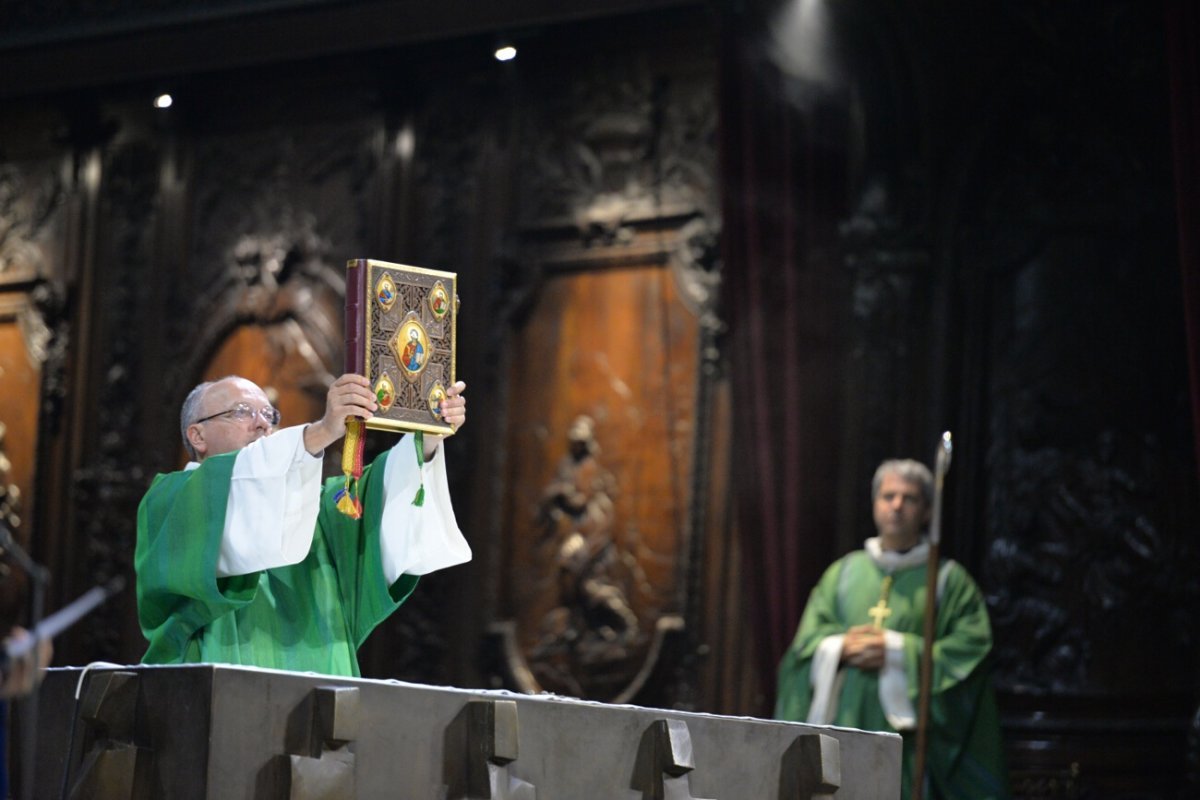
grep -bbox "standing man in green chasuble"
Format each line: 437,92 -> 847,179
135,373 -> 470,676
775,459 -> 1010,799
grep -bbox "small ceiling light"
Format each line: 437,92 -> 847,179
154,93 -> 173,109
494,44 -> 517,62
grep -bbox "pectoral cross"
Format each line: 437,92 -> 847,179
867,575 -> 894,630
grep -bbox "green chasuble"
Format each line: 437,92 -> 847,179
135,449 -> 419,677
775,548 -> 1009,800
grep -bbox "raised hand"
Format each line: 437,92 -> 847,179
304,373 -> 379,455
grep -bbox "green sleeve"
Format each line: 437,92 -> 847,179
775,558 -> 846,720
318,448 -> 420,649
134,455 -> 260,664
901,562 -> 1009,799
898,562 -> 994,702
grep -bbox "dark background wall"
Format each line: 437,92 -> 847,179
0,1 -> 1196,797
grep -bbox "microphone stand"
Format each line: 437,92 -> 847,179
0,519 -> 50,800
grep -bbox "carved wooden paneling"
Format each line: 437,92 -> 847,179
66,132 -> 166,663
0,298 -> 43,521
169,113 -> 377,454
943,1 -> 1199,693
171,117 -> 376,385
496,254 -> 697,702
483,19 -> 720,704
0,294 -> 43,628
0,148 -> 66,636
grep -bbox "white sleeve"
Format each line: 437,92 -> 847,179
806,634 -> 846,725
378,434 -> 472,584
879,629 -> 916,730
215,426 -> 324,578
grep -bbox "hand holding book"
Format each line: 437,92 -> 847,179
303,373 -> 379,456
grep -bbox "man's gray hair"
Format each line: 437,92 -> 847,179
871,459 -> 933,506
180,380 -> 215,462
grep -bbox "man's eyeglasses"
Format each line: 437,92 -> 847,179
194,403 -> 281,427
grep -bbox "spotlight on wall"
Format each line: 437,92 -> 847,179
494,43 -> 517,62
154,93 -> 174,109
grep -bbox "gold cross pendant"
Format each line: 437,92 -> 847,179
867,575 -> 894,630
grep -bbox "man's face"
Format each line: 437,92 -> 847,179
187,378 -> 274,461
872,473 -> 930,551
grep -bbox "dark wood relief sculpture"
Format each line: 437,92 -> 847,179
165,121 -> 375,466
170,122 -> 375,406
0,160 -> 62,285
0,153 -> 63,633
487,36 -> 717,703
518,48 -> 717,231
942,6 -> 1198,796
0,424 -> 17,529
0,420 -> 23,628
948,17 -> 1200,700
0,303 -> 43,545
530,415 -> 642,696
491,249 -> 696,702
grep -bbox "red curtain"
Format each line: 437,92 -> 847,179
718,12 -> 848,711
1166,0 -> 1200,475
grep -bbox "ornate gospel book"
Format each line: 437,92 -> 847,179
345,258 -> 457,436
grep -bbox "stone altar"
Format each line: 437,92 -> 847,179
31,665 -> 900,799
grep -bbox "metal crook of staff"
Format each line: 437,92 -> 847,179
912,431 -> 952,800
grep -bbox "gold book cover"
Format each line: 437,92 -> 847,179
345,258 -> 457,435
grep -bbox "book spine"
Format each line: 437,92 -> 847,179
345,258 -> 366,375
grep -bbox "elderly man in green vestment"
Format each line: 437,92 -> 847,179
775,459 -> 1009,800
135,372 -> 471,677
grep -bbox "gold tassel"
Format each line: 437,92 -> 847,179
335,417 -> 365,518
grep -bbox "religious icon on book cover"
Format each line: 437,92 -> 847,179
374,373 -> 396,411
430,281 -> 450,319
375,272 -> 398,312
345,258 -> 457,435
392,316 -> 430,379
